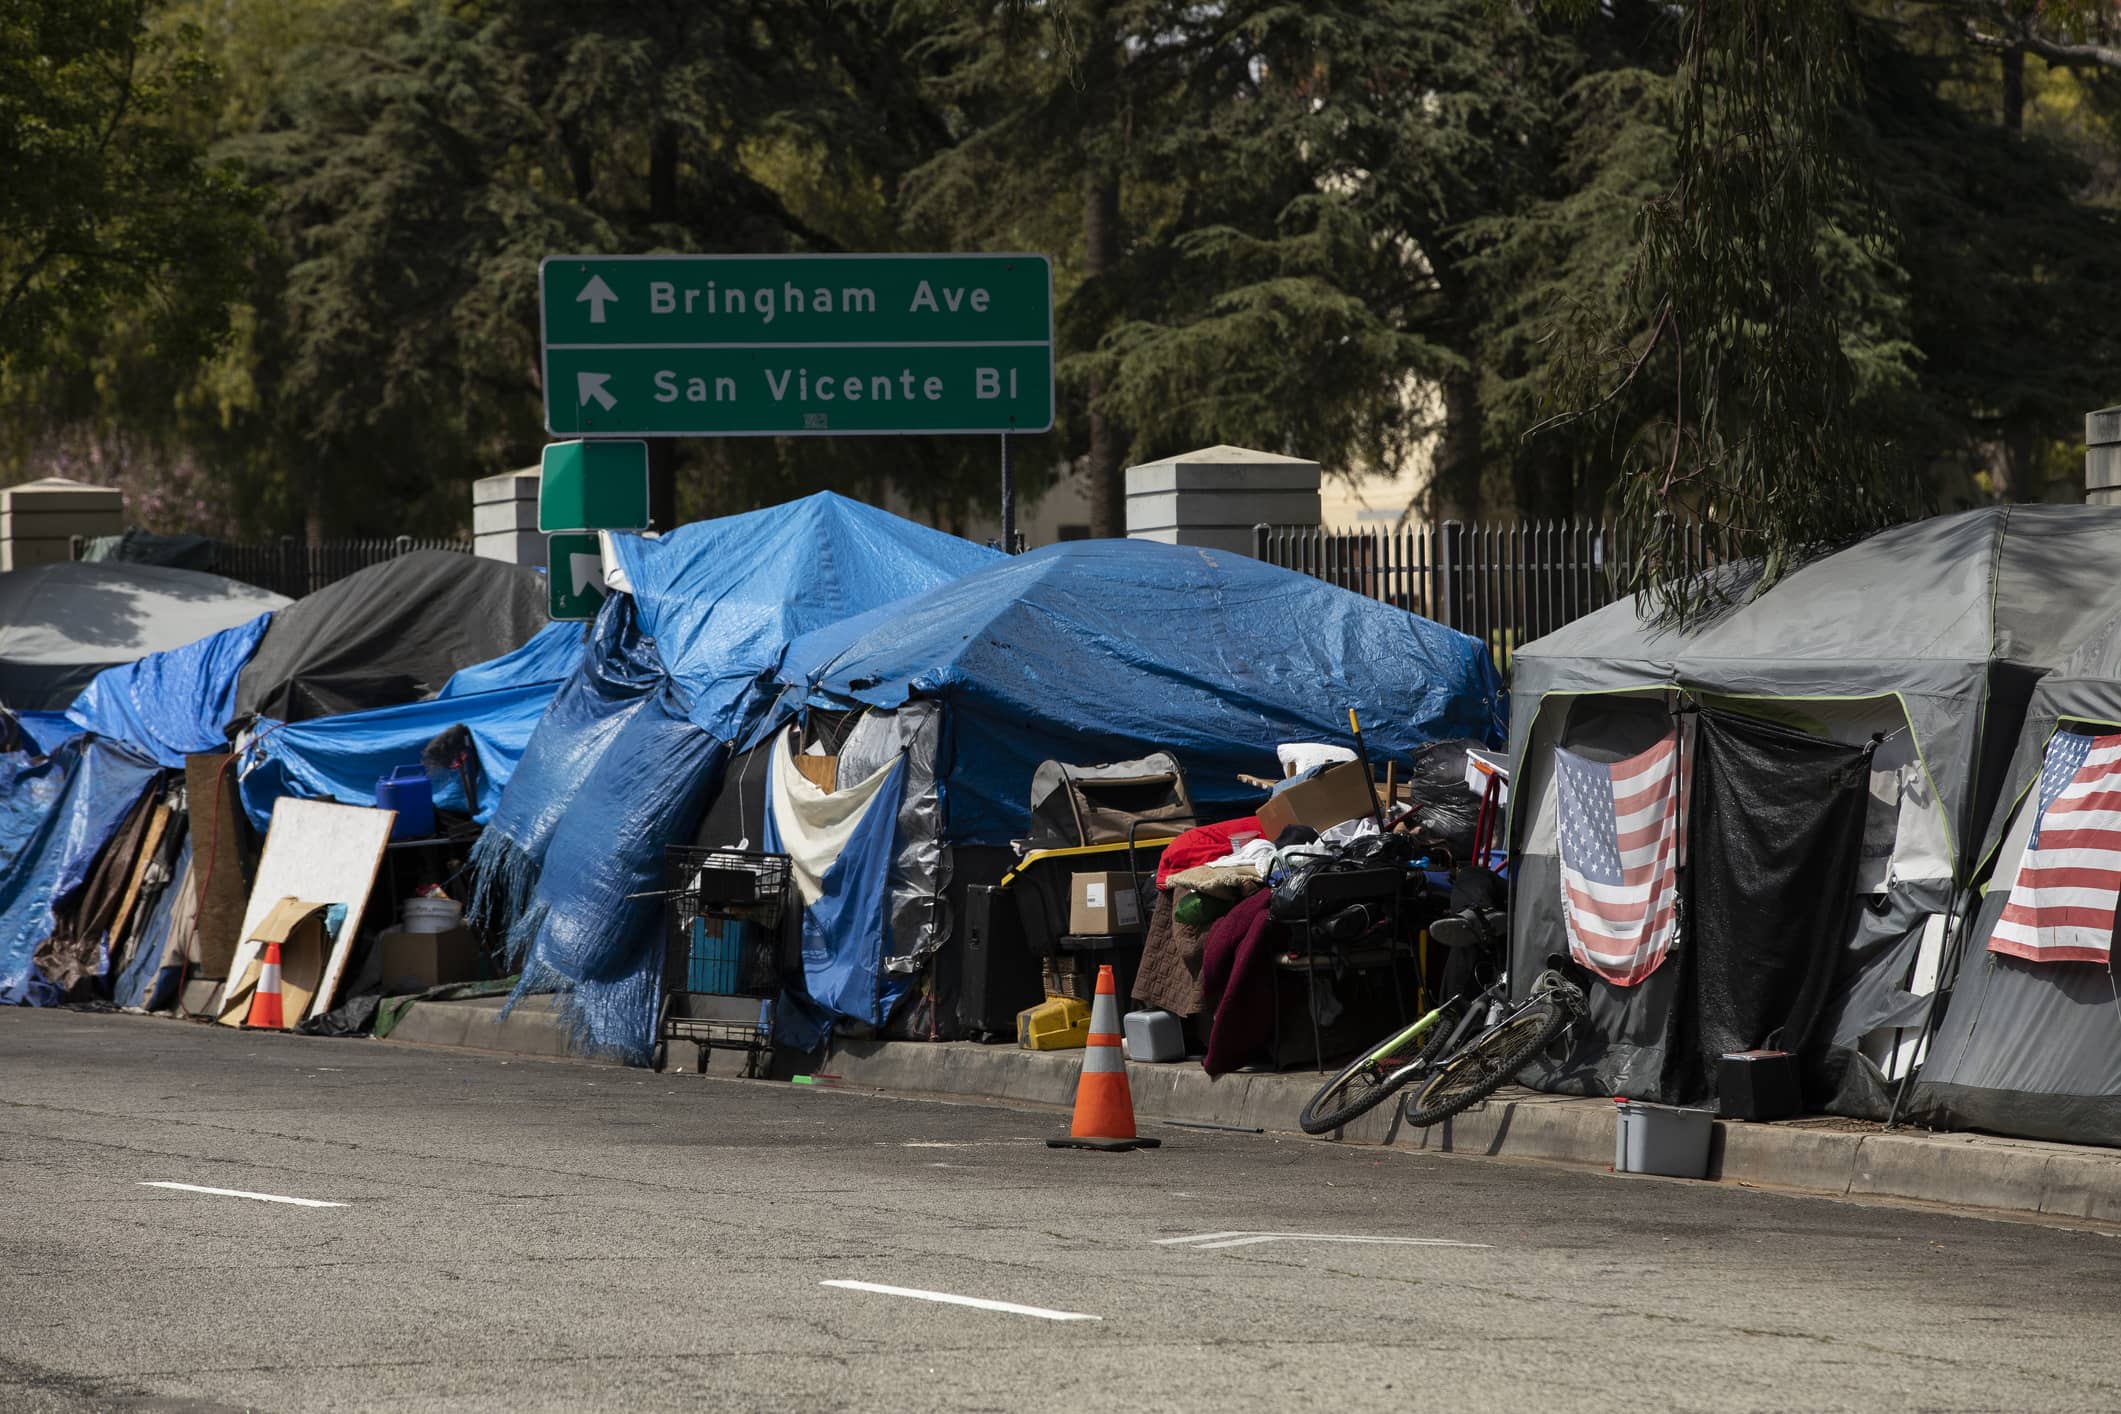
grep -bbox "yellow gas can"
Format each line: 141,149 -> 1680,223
1017,995 -> 1092,1051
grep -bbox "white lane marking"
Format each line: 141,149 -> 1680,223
1155,1231 -> 1489,1252
140,1182 -> 347,1209
821,1280 -> 1100,1322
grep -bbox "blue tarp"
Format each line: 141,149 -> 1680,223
762,755 -> 908,1048
478,493 -> 1000,1061
0,736 -> 162,1005
235,621 -> 586,833
776,538 -> 1507,844
604,492 -> 1002,741
436,621 -> 584,699
9,710 -> 81,757
63,612 -> 274,768
514,689 -> 727,1060
466,592 -> 670,936
238,680 -> 562,832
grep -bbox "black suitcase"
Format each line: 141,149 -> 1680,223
957,884 -> 1043,1041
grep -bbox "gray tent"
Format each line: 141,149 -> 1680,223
1913,613 -> 2121,1146
0,561 -> 287,712
1508,505 -> 2121,1110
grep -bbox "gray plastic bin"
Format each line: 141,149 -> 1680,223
1123,1009 -> 1185,1062
1613,1100 -> 1714,1179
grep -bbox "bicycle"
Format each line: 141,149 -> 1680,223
1298,905 -> 1586,1134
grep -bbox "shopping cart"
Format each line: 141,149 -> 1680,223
653,846 -> 791,1075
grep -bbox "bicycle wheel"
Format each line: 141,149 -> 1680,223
1298,1005 -> 1461,1135
1402,997 -> 1572,1128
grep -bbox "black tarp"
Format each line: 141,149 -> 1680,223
233,551 -> 547,723
1675,711 -> 1872,1103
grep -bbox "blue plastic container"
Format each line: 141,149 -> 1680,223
686,916 -> 754,993
376,765 -> 435,840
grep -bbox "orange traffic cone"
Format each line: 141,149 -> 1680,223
246,941 -> 286,1030
1046,964 -> 1160,1152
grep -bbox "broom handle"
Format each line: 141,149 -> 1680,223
1347,708 -> 1387,830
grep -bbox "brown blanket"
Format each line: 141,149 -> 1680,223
1131,891 -> 1214,1017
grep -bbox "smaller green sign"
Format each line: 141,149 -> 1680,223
539,439 -> 649,532
548,532 -> 607,621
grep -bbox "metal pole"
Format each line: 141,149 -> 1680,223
999,430 -> 1016,553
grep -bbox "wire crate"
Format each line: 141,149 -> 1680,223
668,846 -> 791,928
655,846 -> 791,1075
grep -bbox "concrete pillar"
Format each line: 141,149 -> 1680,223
1123,444 -> 1322,557
472,467 -> 542,566
2089,408 -> 2121,508
0,477 -> 123,571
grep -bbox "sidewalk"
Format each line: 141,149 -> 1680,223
381,996 -> 2121,1227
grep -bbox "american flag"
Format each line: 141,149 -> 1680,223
1555,731 -> 1688,987
1990,730 -> 2121,966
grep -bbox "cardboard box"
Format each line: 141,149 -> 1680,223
1068,871 -> 1146,936
217,897 -> 329,1027
377,925 -> 483,995
1256,760 -> 1379,839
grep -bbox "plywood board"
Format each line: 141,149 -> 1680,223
107,803 -> 172,953
220,800 -> 395,1024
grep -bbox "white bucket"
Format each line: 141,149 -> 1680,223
402,897 -> 463,934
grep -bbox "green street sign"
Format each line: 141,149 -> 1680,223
539,253 -> 1053,438
547,532 -> 607,621
539,439 -> 649,532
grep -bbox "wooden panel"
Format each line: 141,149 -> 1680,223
183,754 -> 250,977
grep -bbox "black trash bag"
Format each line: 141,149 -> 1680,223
1408,738 -> 1487,789
1395,738 -> 1491,856
1407,790 -> 1480,856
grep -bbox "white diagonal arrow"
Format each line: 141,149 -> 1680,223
576,274 -> 617,323
576,371 -> 616,411
570,553 -> 602,598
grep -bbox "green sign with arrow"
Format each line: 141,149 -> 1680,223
547,532 -> 607,622
539,253 -> 1053,438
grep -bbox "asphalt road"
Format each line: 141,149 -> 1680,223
2,1008 -> 2116,1414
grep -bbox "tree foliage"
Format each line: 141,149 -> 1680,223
2,0 -> 2118,569
0,0 -> 260,370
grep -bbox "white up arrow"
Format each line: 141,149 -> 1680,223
570,553 -> 603,598
576,371 -> 616,411
576,274 -> 618,323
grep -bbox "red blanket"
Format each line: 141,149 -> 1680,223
1156,815 -> 1263,888
1196,888 -> 1286,1077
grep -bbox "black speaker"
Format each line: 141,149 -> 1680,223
1717,1049 -> 1800,1121
957,885 -> 1043,1040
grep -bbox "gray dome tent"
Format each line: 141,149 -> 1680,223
0,561 -> 287,712
1508,505 -> 2121,1112
1913,609 -> 2121,1146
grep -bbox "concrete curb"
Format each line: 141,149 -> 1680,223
383,995 -> 579,1061
821,1039 -> 2121,1225
380,1001 -> 2121,1226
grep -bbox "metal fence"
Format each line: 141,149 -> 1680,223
216,536 -> 471,598
1253,520 -> 1730,673
74,534 -> 472,598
